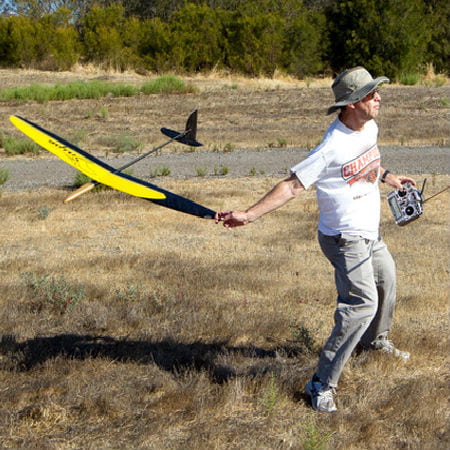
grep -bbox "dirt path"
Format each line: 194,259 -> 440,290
1,145 -> 448,192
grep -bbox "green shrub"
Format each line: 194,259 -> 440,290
72,172 -> 109,192
196,167 -> 207,177
0,132 -> 40,155
37,206 -> 50,220
0,166 -> 9,185
149,166 -> 171,178
222,143 -> 235,153
97,134 -> 143,153
400,73 -> 421,85
214,166 -> 229,176
22,272 -> 85,314
140,75 -> 197,95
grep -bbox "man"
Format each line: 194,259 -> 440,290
215,66 -> 414,413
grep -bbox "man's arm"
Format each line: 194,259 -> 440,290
215,174 -> 304,229
380,167 -> 416,190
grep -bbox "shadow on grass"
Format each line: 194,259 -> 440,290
0,334 -> 312,384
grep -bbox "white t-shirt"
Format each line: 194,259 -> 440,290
291,118 -> 381,240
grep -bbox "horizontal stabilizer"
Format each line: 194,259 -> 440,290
161,109 -> 202,147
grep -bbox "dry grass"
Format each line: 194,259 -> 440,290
1,68 -> 449,154
0,68 -> 449,449
0,174 -> 449,450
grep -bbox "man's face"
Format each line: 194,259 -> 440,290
353,88 -> 381,120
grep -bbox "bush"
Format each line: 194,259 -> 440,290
0,132 -> 40,155
72,172 -> 107,192
97,134 -> 143,153
400,73 -> 421,86
0,166 -> 9,185
22,272 -> 85,314
140,75 -> 197,94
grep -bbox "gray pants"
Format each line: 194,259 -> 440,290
316,231 -> 397,388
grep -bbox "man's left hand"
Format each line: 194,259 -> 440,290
385,173 -> 416,190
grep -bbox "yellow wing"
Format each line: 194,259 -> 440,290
10,115 -> 166,200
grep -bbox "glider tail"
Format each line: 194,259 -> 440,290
161,109 -> 202,147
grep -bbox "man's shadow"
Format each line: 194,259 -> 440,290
0,334 -> 313,387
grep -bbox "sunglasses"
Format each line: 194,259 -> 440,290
365,88 -> 380,100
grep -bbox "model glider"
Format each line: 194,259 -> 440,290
9,114 -> 216,219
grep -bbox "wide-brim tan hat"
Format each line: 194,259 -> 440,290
327,66 -> 389,115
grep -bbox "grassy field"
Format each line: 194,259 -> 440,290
0,174 -> 449,449
0,69 -> 449,449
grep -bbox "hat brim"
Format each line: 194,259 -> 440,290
327,76 -> 390,115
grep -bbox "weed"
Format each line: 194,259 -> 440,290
0,81 -> 137,103
66,129 -> 88,146
400,73 -> 420,86
22,272 -> 85,314
114,283 -> 147,302
289,321 -> 316,354
248,167 -> 265,176
0,166 -> 9,185
440,98 -> 449,107
0,76 -> 194,104
432,75 -> 447,87
302,418 -> 333,450
99,106 -> 109,119
268,138 -> 287,148
196,167 -> 207,177
159,167 -> 171,176
149,166 -> 171,178
98,134 -> 143,153
277,137 -> 287,147
37,206 -> 50,220
72,172 -> 108,192
222,143 -> 235,153
214,166 -> 229,176
0,132 -> 40,155
140,75 -> 197,95
259,372 -> 280,416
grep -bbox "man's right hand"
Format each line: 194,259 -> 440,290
215,210 -> 250,229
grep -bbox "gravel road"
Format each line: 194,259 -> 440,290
1,146 -> 449,192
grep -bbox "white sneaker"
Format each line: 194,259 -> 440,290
371,337 -> 410,360
305,376 -> 337,413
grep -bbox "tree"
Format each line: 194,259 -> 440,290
80,4 -> 133,70
137,17 -> 172,72
223,11 -> 285,76
12,0 -> 93,22
325,0 -> 432,79
169,4 -> 227,72
425,0 -> 450,75
284,5 -> 328,77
